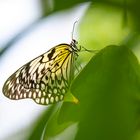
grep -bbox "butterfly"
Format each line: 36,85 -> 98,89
2,36 -> 82,105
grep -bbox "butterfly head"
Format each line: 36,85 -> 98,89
70,39 -> 80,52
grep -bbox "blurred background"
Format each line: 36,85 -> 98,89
1,0 -> 140,140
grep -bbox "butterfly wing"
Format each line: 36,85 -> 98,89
3,44 -> 76,105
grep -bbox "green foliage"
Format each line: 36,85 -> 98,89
72,45 -> 140,140
27,105 -> 56,140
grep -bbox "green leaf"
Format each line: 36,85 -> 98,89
27,105 -> 57,140
52,0 -> 89,11
58,45 -> 140,140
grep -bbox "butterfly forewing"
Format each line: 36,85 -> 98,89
3,44 -> 76,105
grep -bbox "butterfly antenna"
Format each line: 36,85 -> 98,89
71,21 -> 78,40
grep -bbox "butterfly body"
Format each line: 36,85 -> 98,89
3,40 -> 79,105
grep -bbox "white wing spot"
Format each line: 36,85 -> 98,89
46,98 -> 49,104
8,83 -> 12,89
28,91 -> 32,98
60,95 -> 64,100
12,94 -> 15,98
38,91 -> 42,97
35,98 -> 40,103
48,89 -> 52,94
53,88 -> 57,94
20,94 -> 23,98
62,88 -> 66,94
36,84 -> 39,88
33,93 -> 36,98
43,91 -> 46,96
24,93 -> 27,98
55,96 -> 59,102
11,87 -> 14,93
48,94 -> 51,98
16,95 -> 19,99
16,79 -> 19,84
36,89 -> 39,92
9,94 -> 12,99
50,97 -> 54,103
17,86 -> 20,92
41,97 -> 45,104
41,83 -> 45,90
6,80 -> 10,84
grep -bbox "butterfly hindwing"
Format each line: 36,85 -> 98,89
3,44 -> 75,105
